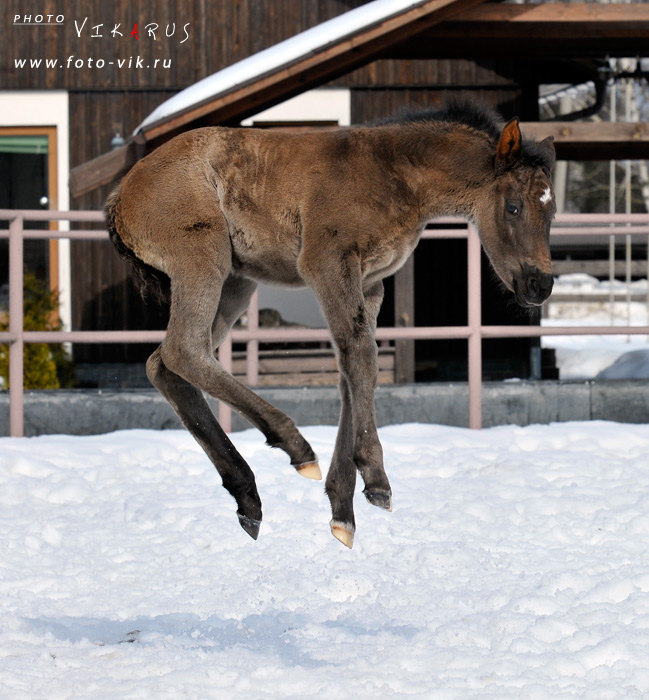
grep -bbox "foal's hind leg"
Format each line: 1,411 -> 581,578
150,270 -> 318,539
147,347 -> 263,539
147,274 -> 263,538
164,267 -> 318,463
160,248 -> 319,508
211,276 -> 320,477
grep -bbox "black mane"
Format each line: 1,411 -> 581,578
375,102 -> 503,141
375,102 -> 554,172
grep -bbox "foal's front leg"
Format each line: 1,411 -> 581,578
352,280 -> 392,510
301,255 -> 391,547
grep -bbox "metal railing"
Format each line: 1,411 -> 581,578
2,209 -> 649,437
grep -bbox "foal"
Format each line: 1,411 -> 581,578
106,105 -> 555,548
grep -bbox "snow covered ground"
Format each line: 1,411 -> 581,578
543,274 -> 649,379
3,422 -> 649,698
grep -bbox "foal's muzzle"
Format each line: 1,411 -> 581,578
513,264 -> 554,307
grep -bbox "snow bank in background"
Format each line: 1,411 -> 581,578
597,349 -> 649,379
543,274 -> 649,379
3,423 -> 649,696
136,0 -> 427,133
549,273 -> 648,302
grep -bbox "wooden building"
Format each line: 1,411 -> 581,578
2,0 -> 649,384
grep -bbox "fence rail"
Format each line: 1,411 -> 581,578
2,209 -> 649,437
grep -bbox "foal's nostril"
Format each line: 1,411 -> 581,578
528,276 -> 540,296
538,271 -> 554,296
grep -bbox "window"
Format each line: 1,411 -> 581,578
0,126 -> 59,303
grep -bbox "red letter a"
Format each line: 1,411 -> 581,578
131,23 -> 138,39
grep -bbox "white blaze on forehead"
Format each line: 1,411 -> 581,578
540,187 -> 553,206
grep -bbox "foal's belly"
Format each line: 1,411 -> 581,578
232,253 -> 305,287
229,225 -> 305,287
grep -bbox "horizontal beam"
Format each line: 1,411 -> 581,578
551,262 -> 649,277
4,323 -> 649,346
394,2 -> 649,59
522,122 -> 649,161
69,142 -> 138,199
548,293 -> 647,303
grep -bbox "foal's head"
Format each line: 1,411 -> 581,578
475,118 -> 556,308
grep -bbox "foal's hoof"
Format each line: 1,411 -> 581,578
330,520 -> 355,549
363,488 -> 392,512
237,512 -> 261,540
296,461 -> 322,480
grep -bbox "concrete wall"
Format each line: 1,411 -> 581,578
2,380 -> 649,437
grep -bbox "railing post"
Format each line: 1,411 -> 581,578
609,234 -> 615,325
9,215 -> 24,438
247,289 -> 259,386
394,255 -> 416,383
218,333 -> 233,433
467,224 -> 482,429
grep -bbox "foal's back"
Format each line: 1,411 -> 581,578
115,124 -> 430,286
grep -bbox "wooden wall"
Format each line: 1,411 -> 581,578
4,1 -> 519,93
4,0 -> 374,91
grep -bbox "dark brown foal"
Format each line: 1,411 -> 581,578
106,103 -> 555,547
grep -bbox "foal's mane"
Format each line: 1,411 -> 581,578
375,102 -> 553,172
377,102 -> 502,140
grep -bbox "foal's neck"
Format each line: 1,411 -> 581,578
388,123 -> 495,221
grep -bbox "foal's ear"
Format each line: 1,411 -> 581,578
538,135 -> 556,173
495,117 -> 522,174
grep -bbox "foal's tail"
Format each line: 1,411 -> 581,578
105,187 -> 171,305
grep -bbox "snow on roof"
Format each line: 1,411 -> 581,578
135,0 -> 429,134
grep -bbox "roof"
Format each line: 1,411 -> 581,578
135,0 -> 435,136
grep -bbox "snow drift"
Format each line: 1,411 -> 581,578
2,422 -> 649,696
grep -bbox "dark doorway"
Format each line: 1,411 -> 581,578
0,134 -> 52,292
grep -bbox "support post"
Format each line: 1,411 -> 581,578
393,254 -> 415,383
9,215 -> 24,438
218,333 -> 233,433
467,224 -> 482,429
247,289 -> 259,386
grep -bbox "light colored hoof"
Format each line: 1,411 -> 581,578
330,520 -> 354,549
296,462 -> 322,480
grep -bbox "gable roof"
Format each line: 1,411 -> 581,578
70,0 -> 486,197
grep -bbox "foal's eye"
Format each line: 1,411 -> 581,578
506,202 -> 520,216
